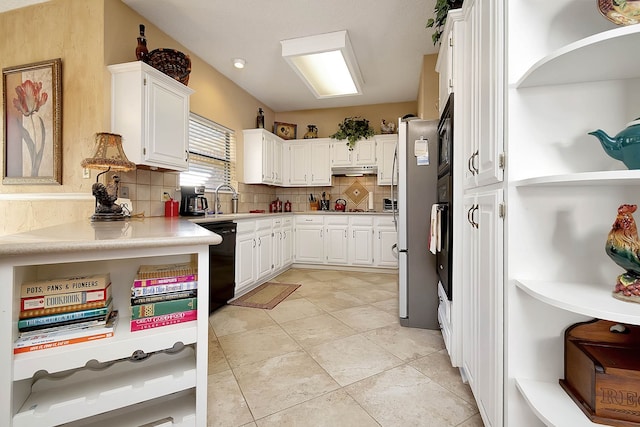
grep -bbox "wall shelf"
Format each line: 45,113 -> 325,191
512,170 -> 640,187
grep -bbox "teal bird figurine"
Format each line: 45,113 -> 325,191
607,204 -> 640,302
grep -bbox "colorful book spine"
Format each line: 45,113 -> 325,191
21,285 -> 111,311
13,331 -> 114,354
135,262 -> 197,279
20,273 -> 110,298
130,309 -> 197,332
14,311 -> 118,350
17,302 -> 112,331
131,290 -> 197,306
132,274 -> 197,288
18,316 -> 108,338
131,281 -> 198,297
130,297 -> 197,319
19,296 -> 111,319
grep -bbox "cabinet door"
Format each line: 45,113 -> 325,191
376,227 -> 398,267
282,225 -> 293,266
309,141 -> 331,186
272,223 -> 282,271
261,134 -> 274,184
145,73 -> 190,170
376,136 -> 397,186
288,143 -> 308,186
294,226 -> 324,263
325,225 -> 349,264
235,233 -> 256,293
256,228 -> 273,279
349,226 -> 374,265
354,139 -> 376,165
331,141 -> 352,166
273,137 -> 283,185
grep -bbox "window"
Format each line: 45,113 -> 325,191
180,113 -> 236,191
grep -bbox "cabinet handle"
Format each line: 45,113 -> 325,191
185,150 -> 189,162
320,229 -> 323,238
378,231 -> 381,239
353,230 -> 356,238
345,230 -> 347,238
253,238 -> 256,248
472,150 -> 479,174
258,237 -> 261,246
468,204 -> 479,229
468,155 -> 474,175
467,206 -> 474,226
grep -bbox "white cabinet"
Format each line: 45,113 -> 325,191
255,219 -> 273,281
374,216 -> 398,267
281,217 -> 293,266
331,138 -> 377,167
0,219 -> 214,426
243,129 -> 283,185
235,220 -> 256,294
324,216 -> 349,265
284,140 -> 331,187
348,216 -> 374,266
375,135 -> 398,186
462,189 -> 503,427
294,216 -> 324,263
272,216 -> 294,271
109,61 -> 194,171
435,10 -> 460,115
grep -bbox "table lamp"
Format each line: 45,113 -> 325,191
81,132 -> 136,222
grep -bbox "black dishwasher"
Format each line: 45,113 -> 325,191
199,221 -> 236,314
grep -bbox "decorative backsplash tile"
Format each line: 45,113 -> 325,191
344,179 -> 369,206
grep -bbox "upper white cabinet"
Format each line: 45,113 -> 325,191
375,135 -> 397,186
243,129 -> 283,185
331,138 -> 377,167
109,61 -> 194,171
284,139 -> 331,187
435,10 -> 460,114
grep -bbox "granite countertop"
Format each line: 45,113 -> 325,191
189,210 -> 393,224
0,217 -> 222,257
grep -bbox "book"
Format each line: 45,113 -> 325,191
131,281 -> 198,297
21,285 -> 112,311
131,289 -> 197,306
130,297 -> 197,319
17,300 -> 113,331
133,262 -> 197,287
19,296 -> 111,319
130,309 -> 197,332
17,315 -> 110,338
14,311 -> 119,354
20,273 -> 110,298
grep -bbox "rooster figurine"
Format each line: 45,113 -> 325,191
607,204 -> 640,302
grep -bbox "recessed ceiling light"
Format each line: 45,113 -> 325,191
281,30 -> 363,99
232,58 -> 246,69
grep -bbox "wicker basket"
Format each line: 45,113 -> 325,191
145,48 -> 191,86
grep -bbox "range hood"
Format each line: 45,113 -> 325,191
331,165 -> 378,176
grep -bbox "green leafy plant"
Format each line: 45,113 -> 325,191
330,117 -> 375,151
426,0 -> 463,45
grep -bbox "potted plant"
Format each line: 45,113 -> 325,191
426,0 -> 464,45
330,117 -> 375,151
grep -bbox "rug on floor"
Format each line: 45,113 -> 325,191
229,282 -> 300,309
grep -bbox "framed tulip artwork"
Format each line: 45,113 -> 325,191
2,58 -> 62,185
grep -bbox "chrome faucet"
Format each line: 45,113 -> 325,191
214,184 -> 238,214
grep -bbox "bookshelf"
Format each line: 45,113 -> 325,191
0,218 -> 220,427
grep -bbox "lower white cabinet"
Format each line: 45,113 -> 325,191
255,219 -> 273,281
235,220 -> 257,294
348,216 -> 374,266
374,216 -> 398,267
281,217 -> 293,266
294,216 -> 325,263
325,216 -> 349,265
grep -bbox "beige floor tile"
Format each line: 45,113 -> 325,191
219,324 -> 301,368
208,335 -> 230,375
255,389 -> 379,427
342,285 -> 397,304
331,304 -> 398,332
210,304 -> 277,337
234,350 -> 340,419
304,290 -> 367,312
457,414 -> 485,426
364,323 -> 444,361
308,334 -> 403,386
280,313 -> 356,349
266,297 -> 325,324
207,369 -> 253,427
372,297 -> 399,315
346,364 -> 478,426
410,350 -> 477,406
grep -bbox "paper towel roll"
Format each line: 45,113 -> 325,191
368,193 -> 374,211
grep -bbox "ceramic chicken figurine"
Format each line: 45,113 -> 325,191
607,204 -> 640,302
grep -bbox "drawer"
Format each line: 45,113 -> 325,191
235,219 -> 255,234
374,216 -> 395,227
256,219 -> 272,231
349,215 -> 374,226
282,216 -> 293,226
295,215 -> 323,225
324,215 -> 349,225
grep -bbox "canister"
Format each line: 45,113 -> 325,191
165,198 -> 179,217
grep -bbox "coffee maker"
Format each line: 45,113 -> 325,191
180,186 -> 208,216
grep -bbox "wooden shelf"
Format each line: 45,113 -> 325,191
512,170 -> 640,187
13,317 -> 198,381
515,379 -> 603,427
515,25 -> 640,88
515,279 -> 640,325
13,346 -> 196,427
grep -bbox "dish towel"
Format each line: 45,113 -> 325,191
429,204 -> 439,254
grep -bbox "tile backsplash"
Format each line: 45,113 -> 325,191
115,170 -> 391,217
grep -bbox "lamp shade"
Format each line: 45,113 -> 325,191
81,132 -> 136,171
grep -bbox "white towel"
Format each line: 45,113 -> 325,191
429,204 -> 438,254
436,206 -> 442,253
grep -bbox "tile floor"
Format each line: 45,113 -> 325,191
207,268 -> 484,427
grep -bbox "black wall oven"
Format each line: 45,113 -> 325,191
437,93 -> 454,300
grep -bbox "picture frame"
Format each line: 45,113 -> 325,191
3,58 -> 62,185
273,121 -> 297,140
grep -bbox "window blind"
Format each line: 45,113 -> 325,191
180,113 -> 236,191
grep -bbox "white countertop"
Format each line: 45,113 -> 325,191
0,217 -> 222,257
189,211 -> 393,224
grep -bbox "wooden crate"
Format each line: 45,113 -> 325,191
560,319 -> 640,426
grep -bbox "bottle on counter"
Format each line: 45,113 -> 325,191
135,24 -> 148,61
276,197 -> 282,213
284,200 -> 292,212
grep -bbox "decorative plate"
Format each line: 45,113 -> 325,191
598,0 -> 640,25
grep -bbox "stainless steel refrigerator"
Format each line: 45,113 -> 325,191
392,118 -> 440,329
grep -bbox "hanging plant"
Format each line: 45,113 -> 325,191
426,0 -> 464,45
330,117 -> 375,151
